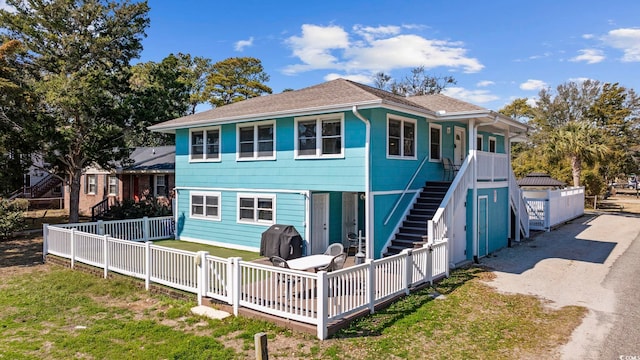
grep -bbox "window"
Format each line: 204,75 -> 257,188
190,127 -> 220,161
237,122 -> 274,160
237,194 -> 275,225
429,123 -> 442,161
489,137 -> 497,153
387,116 -> 416,158
154,175 -> 167,197
190,192 -> 221,220
85,175 -> 97,195
108,175 -> 118,196
476,135 -> 483,151
295,115 -> 344,158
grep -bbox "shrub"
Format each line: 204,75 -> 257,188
12,198 -> 29,211
0,199 -> 27,239
99,195 -> 171,220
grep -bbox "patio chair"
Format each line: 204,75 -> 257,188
442,157 -> 460,181
269,256 -> 294,298
316,252 -> 347,272
324,243 -> 344,256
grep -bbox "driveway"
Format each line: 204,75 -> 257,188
480,212 -> 640,359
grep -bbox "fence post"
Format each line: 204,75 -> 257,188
196,251 -> 209,306
70,229 -> 76,269
97,220 -> 104,235
145,241 -> 151,290
42,223 -> 49,262
444,239 -> 450,278
316,270 -> 328,340
103,235 -> 109,279
544,199 -> 550,231
427,244 -> 433,285
231,257 -> 242,315
366,259 -> 375,314
401,249 -> 412,295
142,217 -> 150,242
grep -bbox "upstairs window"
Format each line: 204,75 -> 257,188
489,137 -> 497,153
476,135 -> 483,151
387,116 -> 416,158
237,122 -> 275,160
190,127 -> 220,161
429,123 -> 442,161
295,115 -> 343,158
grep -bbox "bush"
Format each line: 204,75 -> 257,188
11,198 -> 29,211
0,199 -> 27,239
98,196 -> 171,220
582,169 -> 606,196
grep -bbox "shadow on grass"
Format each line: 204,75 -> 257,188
0,233 -> 43,268
333,266 -> 489,338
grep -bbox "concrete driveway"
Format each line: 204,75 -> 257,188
480,212 -> 640,359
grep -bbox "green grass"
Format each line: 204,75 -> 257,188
153,239 -> 261,261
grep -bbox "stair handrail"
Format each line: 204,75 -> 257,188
384,154 -> 431,225
30,173 -> 61,198
7,187 -> 25,200
508,165 -> 530,238
91,197 -> 112,221
427,152 -> 474,243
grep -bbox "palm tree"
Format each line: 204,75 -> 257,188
547,121 -> 610,187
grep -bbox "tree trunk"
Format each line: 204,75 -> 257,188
571,155 -> 581,187
68,169 -> 82,223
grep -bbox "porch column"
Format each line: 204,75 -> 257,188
469,119 -> 478,262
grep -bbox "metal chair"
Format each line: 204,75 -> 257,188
316,253 -> 347,272
269,256 -> 293,299
442,157 -> 460,181
269,256 -> 290,268
324,243 -> 344,256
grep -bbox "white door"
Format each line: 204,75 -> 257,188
342,193 -> 358,246
454,127 -> 466,166
311,193 -> 329,254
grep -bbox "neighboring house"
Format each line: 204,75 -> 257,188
8,154 -> 64,207
62,146 -> 175,218
149,79 -> 529,264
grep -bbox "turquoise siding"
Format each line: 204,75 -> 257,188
465,186 -> 509,260
373,192 -> 416,257
176,190 -> 306,250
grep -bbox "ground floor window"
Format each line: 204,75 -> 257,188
190,192 -> 221,220
237,193 -> 275,225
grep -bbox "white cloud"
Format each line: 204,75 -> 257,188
323,73 -> 373,84
582,34 -> 594,39
602,28 -> 640,62
234,37 -> 254,51
568,77 -> 592,83
570,49 -> 605,64
476,80 -> 494,87
520,79 -> 547,91
0,0 -> 15,12
441,87 -> 499,104
526,97 -> 538,107
283,23 -> 483,76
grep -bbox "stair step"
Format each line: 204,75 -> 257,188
398,226 -> 427,235
395,232 -> 427,242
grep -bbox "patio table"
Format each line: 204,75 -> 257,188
286,254 -> 334,271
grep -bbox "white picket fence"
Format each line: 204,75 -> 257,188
51,216 -> 175,241
523,187 -> 585,231
43,219 -> 449,340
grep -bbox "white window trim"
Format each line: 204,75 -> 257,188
236,120 -> 276,161
236,193 -> 276,226
190,191 -> 221,221
87,174 -> 97,195
107,175 -> 118,196
386,114 -> 417,160
476,135 -> 484,151
189,126 -> 221,163
294,114 -> 345,159
429,123 -> 443,162
489,136 -> 497,153
154,175 -> 166,197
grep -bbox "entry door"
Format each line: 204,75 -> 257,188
311,193 -> 329,254
454,127 -> 466,166
342,193 -> 358,246
477,196 -> 488,257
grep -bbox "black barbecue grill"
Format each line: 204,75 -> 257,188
260,224 -> 303,260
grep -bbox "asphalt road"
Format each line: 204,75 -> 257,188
480,212 -> 640,359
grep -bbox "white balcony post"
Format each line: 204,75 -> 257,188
70,228 -> 76,268
144,241 -> 151,290
103,235 -> 109,278
366,259 -> 375,314
316,271 -> 328,340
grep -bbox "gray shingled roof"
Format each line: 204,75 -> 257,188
517,172 -> 565,187
408,93 -> 486,113
120,146 -> 175,173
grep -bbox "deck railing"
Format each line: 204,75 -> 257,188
43,220 -> 449,340
52,216 -> 174,242
523,187 -> 585,231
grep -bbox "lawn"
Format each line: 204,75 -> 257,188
0,235 -> 586,360
153,239 -> 262,261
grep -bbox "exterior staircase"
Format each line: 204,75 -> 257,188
383,181 -> 450,257
8,173 -> 63,200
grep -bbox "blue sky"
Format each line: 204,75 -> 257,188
5,0 -> 640,111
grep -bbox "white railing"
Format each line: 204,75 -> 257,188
52,216 -> 174,242
476,151 -> 509,181
428,153 -> 474,243
384,154 -> 431,225
523,187 -> 585,231
43,220 -> 448,340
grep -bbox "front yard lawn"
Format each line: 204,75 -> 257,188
153,239 -> 262,261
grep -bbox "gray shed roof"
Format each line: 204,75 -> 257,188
120,146 -> 175,173
517,172 -> 566,187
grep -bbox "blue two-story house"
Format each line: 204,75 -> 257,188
149,79 -> 529,266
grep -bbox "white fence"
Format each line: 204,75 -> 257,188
524,187 -> 585,231
51,216 -> 174,241
43,219 -> 449,340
